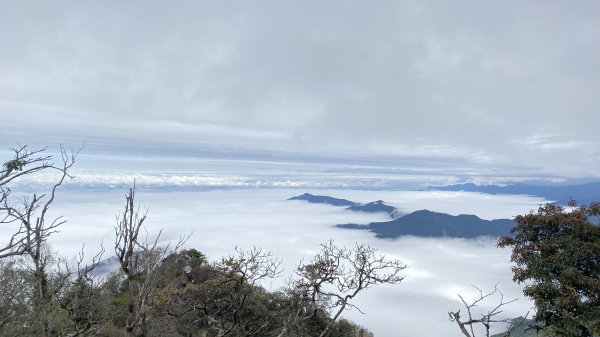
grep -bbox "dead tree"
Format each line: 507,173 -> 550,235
114,186 -> 187,336
0,145 -> 76,259
0,145 -> 78,337
283,240 -> 406,337
448,284 -> 522,337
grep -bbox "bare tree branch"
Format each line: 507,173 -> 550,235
449,284 -> 519,337
163,246 -> 282,337
114,184 -> 189,336
59,243 -> 107,337
0,144 -> 79,337
0,145 -> 79,259
284,240 -> 406,337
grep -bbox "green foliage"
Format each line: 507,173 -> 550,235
329,319 -> 364,337
0,247 -> 375,337
0,260 -> 36,336
183,248 -> 207,265
110,293 -> 129,327
498,202 -> 600,337
102,272 -> 129,328
0,145 -> 390,336
151,248 -> 373,337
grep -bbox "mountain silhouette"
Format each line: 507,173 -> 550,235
288,193 -> 401,217
434,182 -> 600,205
288,193 -> 357,206
338,209 -> 515,238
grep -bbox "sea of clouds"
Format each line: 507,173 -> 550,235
0,153 -> 552,336
24,187 -> 546,337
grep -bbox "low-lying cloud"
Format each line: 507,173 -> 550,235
0,152 -> 563,193
7,188 -> 548,337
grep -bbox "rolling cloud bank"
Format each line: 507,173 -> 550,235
2,183 -> 548,337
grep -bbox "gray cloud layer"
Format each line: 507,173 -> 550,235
1,1 -> 600,178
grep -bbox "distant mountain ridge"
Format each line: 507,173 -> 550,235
288,193 -> 357,207
289,193 -> 515,238
338,210 -> 515,238
288,193 -> 402,218
433,182 -> 600,205
347,200 -> 403,219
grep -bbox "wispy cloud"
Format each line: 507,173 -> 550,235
0,152 -> 559,193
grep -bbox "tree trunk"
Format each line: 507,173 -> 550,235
125,276 -> 137,336
35,263 -> 50,337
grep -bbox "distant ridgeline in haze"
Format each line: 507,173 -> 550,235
432,181 -> 600,205
288,193 -> 515,239
289,193 -> 402,218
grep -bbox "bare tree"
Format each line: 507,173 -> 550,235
114,186 -> 187,336
282,240 -> 406,337
448,284 -> 523,337
0,145 -> 76,259
0,145 -> 78,337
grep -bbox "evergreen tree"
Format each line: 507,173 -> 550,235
498,202 -> 600,337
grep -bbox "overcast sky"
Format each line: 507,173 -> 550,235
1,1 -> 600,179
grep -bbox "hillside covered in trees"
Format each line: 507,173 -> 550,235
0,245 -> 386,337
